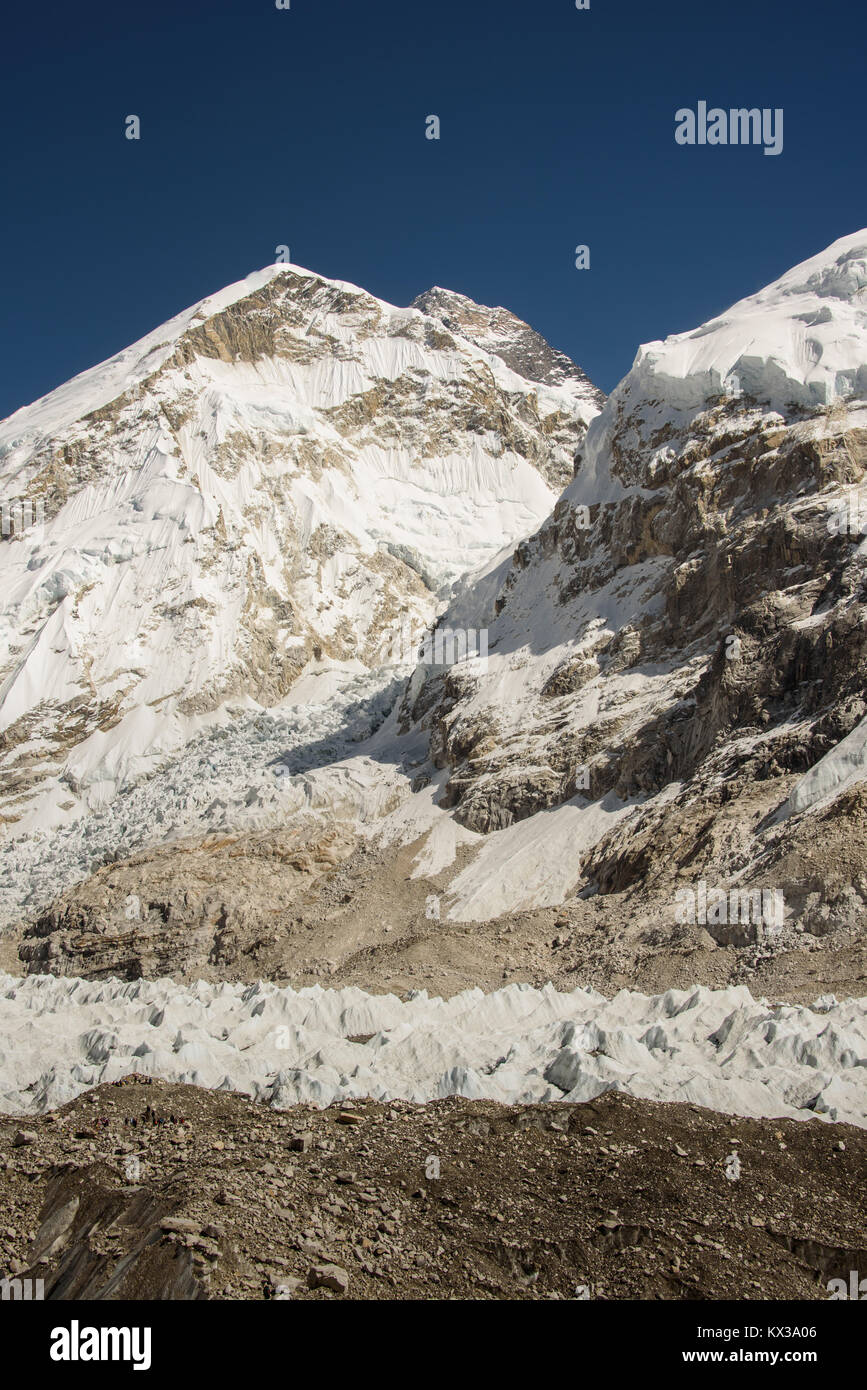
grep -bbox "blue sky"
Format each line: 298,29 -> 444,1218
1,0 -> 865,419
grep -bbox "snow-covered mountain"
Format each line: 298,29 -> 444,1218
402,233 -> 867,928
4,231 -> 867,994
402,229 -> 867,932
0,264 -> 601,863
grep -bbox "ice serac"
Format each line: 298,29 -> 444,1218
1,973 -> 864,1127
401,230 -> 867,932
0,264 -> 602,864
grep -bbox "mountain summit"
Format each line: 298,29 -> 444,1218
0,265 -> 601,864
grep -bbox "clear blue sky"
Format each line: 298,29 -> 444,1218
1,0 -> 864,419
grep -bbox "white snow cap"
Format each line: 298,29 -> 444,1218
0,263 -> 321,450
564,229 -> 867,510
626,228 -> 867,413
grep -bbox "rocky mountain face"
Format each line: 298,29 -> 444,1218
4,232 -> 867,998
3,237 -> 867,1323
411,287 -> 606,406
0,266 -> 600,885
405,230 -> 867,946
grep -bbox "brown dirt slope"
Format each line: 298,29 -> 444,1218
1,1080 -> 864,1302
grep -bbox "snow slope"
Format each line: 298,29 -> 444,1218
632,230 -> 867,409
782,710 -> 867,819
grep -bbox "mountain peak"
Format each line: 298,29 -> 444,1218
626,228 -> 867,419
0,261 -> 602,872
412,286 -> 604,401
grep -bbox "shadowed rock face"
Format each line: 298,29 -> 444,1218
20,1163 -> 207,1301
409,232 -> 867,876
402,370 -> 867,943
412,286 -> 605,402
412,415 -> 867,820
